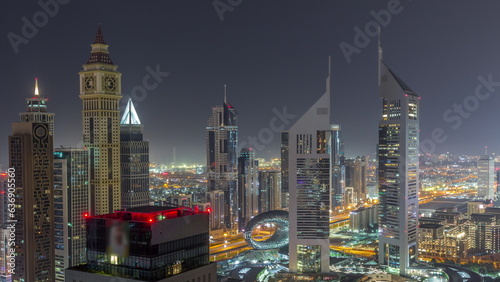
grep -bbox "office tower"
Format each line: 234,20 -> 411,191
53,148 -> 90,282
206,190 -> 225,230
237,148 -> 259,231
288,61 -> 331,273
79,25 -> 122,215
477,155 -> 494,200
65,206 -> 216,281
206,88 -> 238,230
377,38 -> 420,275
354,156 -> 368,202
120,98 -> 150,209
258,171 -> 281,213
330,124 -> 345,212
280,132 -> 290,209
9,80 -> 55,281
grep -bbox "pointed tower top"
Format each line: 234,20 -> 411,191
224,84 -> 227,104
34,77 -> 39,96
120,98 -> 142,125
93,24 -> 106,44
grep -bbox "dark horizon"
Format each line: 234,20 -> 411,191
2,1 -> 500,166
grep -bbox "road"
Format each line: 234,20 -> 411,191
435,263 -> 482,282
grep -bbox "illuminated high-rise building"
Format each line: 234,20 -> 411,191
53,148 -> 90,282
354,156 -> 368,203
79,25 -> 122,215
330,124 -> 345,212
258,171 -> 281,213
377,38 -> 420,275
9,79 -> 55,281
288,61 -> 331,273
120,98 -> 150,209
477,155 -> 494,200
237,148 -> 259,231
280,132 -> 289,209
206,87 -> 238,230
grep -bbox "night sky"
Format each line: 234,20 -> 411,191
1,0 -> 500,165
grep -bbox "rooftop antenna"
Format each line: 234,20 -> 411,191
224,84 -> 227,104
377,26 -> 382,86
485,146 -> 488,156
34,78 -> 39,96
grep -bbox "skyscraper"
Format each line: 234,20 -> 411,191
477,155 -> 494,200
377,39 -> 420,275
258,171 -> 281,213
330,124 -> 344,212
206,88 -> 238,230
280,132 -> 290,209
9,79 -> 55,281
120,99 -> 150,209
354,156 -> 368,203
79,25 -> 122,215
53,148 -> 90,282
237,148 -> 259,231
288,61 -> 331,273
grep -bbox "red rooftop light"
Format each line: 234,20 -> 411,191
149,218 -> 153,222
206,207 -> 212,213
84,213 -> 89,218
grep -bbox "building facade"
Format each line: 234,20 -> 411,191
53,148 -> 90,282
288,62 -> 331,273
377,41 -> 420,275
237,148 -> 259,231
79,25 -> 122,215
65,206 -> 216,282
280,132 -> 289,209
258,171 -> 281,213
120,99 -> 150,209
477,155 -> 495,200
330,124 -> 345,212
9,80 -> 55,281
206,92 -> 238,230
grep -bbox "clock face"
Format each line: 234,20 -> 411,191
104,76 -> 116,91
84,76 -> 95,91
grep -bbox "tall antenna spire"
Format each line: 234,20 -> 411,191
378,26 -> 383,86
326,56 -> 331,94
224,84 -> 227,104
485,145 -> 488,156
34,77 -> 39,96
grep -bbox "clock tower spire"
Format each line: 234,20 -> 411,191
79,25 -> 122,215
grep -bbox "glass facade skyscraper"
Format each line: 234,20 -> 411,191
377,40 -> 420,275
206,92 -> 238,230
120,99 -> 150,209
53,148 -> 90,282
288,62 -> 331,273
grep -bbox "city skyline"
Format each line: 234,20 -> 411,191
4,1 -> 500,166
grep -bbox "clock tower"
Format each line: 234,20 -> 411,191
79,25 -> 122,215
